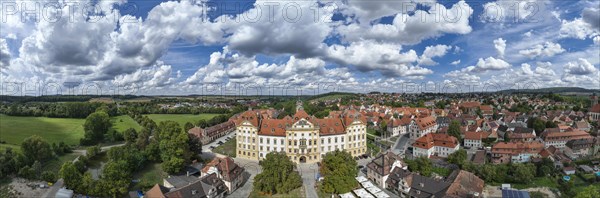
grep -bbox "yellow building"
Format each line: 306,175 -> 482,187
232,109 -> 368,164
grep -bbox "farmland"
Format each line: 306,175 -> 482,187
0,114 -> 85,146
143,114 -> 223,127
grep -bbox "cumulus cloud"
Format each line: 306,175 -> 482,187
480,0 -> 540,22
560,7 -> 600,40
464,57 -> 511,73
325,40 -> 432,77
564,58 -> 598,75
450,60 -> 461,65
518,42 -> 565,59
418,45 -> 451,66
0,38 -> 10,68
493,38 -> 506,58
338,1 -> 473,45
112,61 -> 180,90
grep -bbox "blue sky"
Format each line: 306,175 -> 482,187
0,0 -> 598,95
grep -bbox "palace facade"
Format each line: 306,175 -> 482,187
232,108 -> 368,164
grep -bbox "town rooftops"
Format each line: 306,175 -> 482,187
412,133 -> 458,149
201,157 -> 244,182
367,152 -> 404,176
414,116 -> 437,130
590,104 -> 600,113
491,141 -> 544,155
444,170 -> 485,198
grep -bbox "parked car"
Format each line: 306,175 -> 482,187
357,165 -> 364,169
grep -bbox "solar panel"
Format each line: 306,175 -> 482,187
502,189 -> 530,198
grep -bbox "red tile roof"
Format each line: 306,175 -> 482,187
412,133 -> 458,149
415,116 -> 437,130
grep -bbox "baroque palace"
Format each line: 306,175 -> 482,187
231,104 -> 368,164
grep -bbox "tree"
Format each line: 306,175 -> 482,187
188,134 -> 203,155
447,149 -> 467,167
21,135 -> 53,163
41,171 -> 57,182
136,127 -> 151,149
86,145 -> 101,158
82,111 -> 111,145
407,157 -> 433,177
545,120 -> 558,128
536,158 -> 555,177
448,120 -> 462,143
254,152 -> 302,195
157,121 -> 191,174
102,160 -> 132,197
123,128 -> 138,144
575,185 -> 600,198
184,122 -> 195,132
320,151 -> 358,194
59,162 -> 82,190
510,163 -> 535,183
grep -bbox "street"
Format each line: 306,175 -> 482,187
392,133 -> 411,155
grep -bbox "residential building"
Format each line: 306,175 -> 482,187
540,128 -> 592,148
233,107 -> 368,164
588,103 -> 600,121
201,157 -> 245,193
412,133 -> 459,158
387,116 -> 411,137
408,116 -> 438,140
386,169 -> 484,198
188,121 -> 236,144
491,141 -> 544,164
146,173 -> 227,198
566,138 -> 595,158
366,152 -> 407,189
464,132 -> 486,148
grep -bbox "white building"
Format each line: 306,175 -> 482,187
412,133 -> 459,158
386,116 -> 411,137
408,116 -> 438,140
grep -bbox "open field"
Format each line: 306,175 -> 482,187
144,114 -> 222,127
0,144 -> 20,152
310,94 -> 352,102
111,115 -> 141,133
0,114 -> 85,146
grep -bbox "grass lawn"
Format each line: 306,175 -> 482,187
249,187 -> 305,198
212,137 -> 236,157
0,114 -> 85,146
390,136 -> 399,142
111,115 -> 141,133
512,176 -> 559,189
131,163 -> 167,191
42,153 -> 80,173
144,114 -> 222,127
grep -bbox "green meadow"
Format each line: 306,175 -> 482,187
0,114 -> 85,146
111,115 -> 142,133
143,114 -> 222,127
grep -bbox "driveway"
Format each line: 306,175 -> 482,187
298,163 -> 319,198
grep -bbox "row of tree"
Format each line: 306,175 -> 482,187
0,135 -> 71,181
1,102 -> 114,118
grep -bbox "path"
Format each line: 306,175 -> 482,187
298,163 -> 319,198
41,179 -> 64,198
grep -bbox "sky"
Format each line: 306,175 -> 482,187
0,0 -> 599,96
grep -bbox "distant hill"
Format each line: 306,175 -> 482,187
497,87 -> 600,94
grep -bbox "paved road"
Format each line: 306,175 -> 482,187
72,143 -> 126,156
392,133 -> 411,155
228,158 -> 261,198
42,179 -> 64,198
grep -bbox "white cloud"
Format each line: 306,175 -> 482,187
451,60 -> 461,65
0,38 -> 10,68
564,58 -> 598,75
518,42 -> 565,59
493,38 -> 506,58
418,45 -> 451,66
464,57 -> 511,73
480,0 -> 540,23
338,1 -> 473,45
325,40 -> 432,77
560,8 -> 600,40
